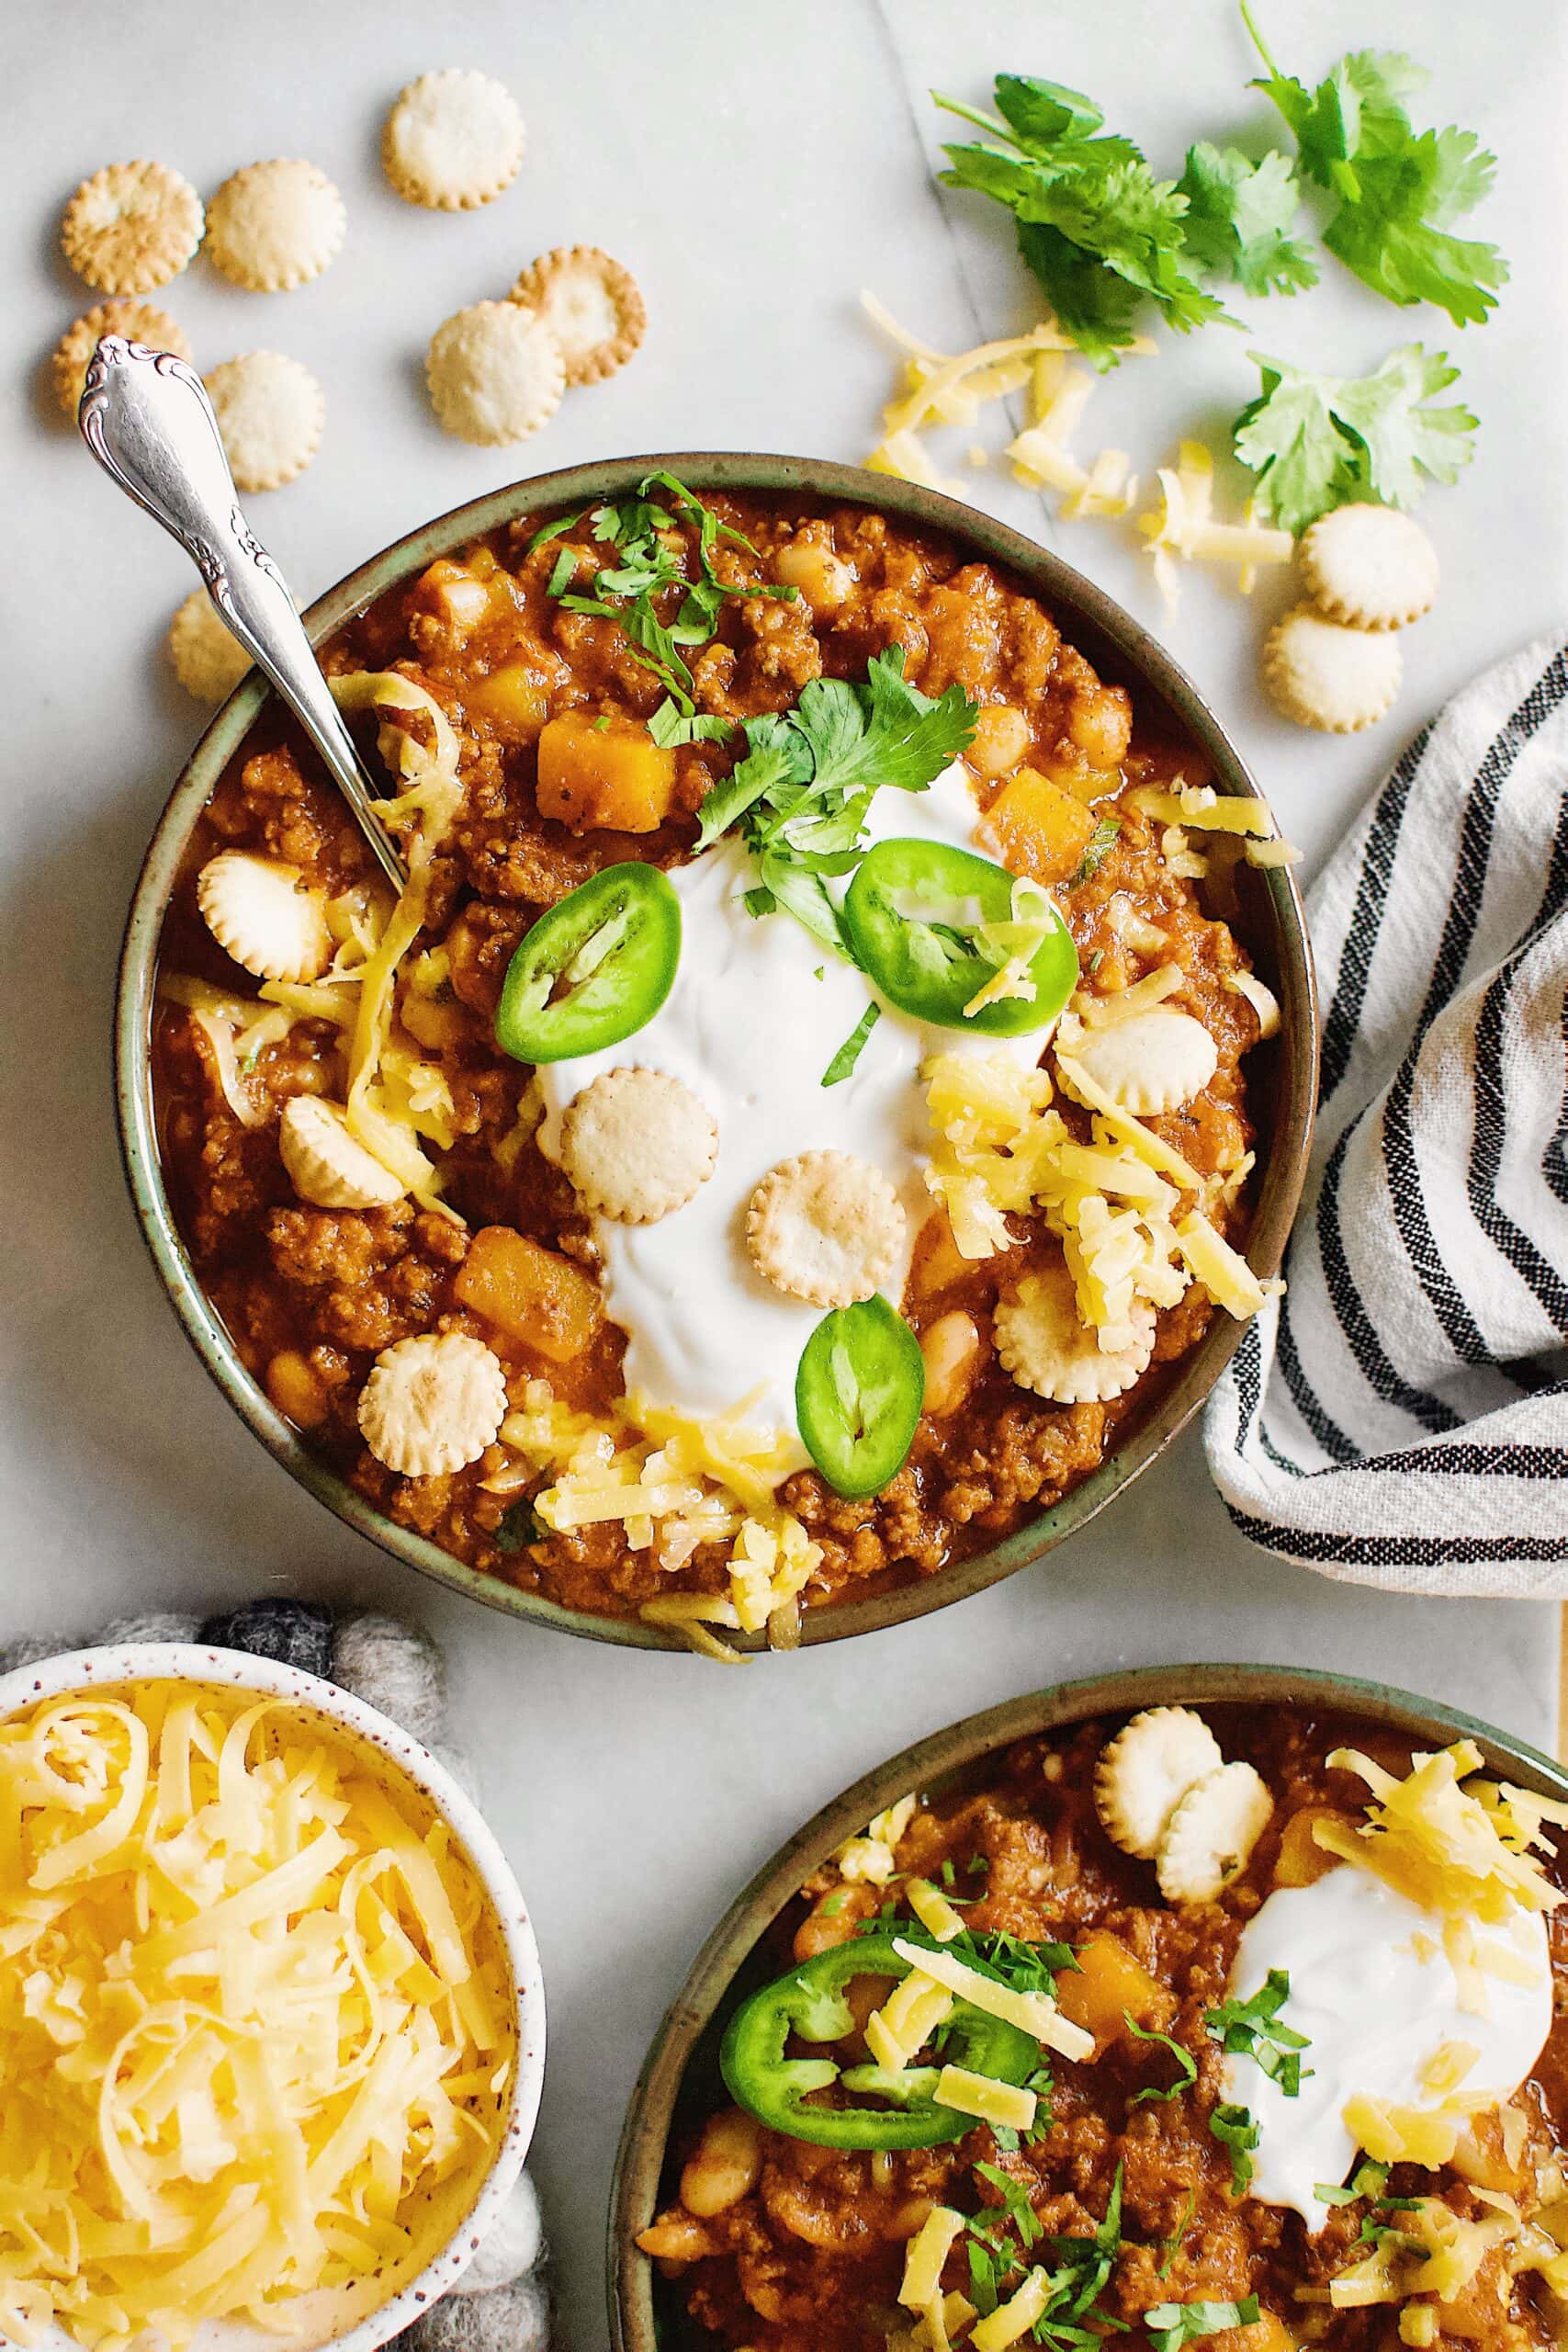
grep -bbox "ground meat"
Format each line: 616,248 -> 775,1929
152,492 -> 1268,1629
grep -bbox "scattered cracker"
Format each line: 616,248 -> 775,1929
1156,1762 -> 1274,1905
425,301 -> 564,446
1068,1009 -> 1218,1118
383,69 -> 525,209
203,351 -> 323,491
62,161 -> 203,293
510,246 -> 646,386
204,160 -> 345,292
1095,1707 -> 1224,1861
196,850 -> 332,982
746,1150 -> 904,1308
558,1068 -> 716,1223
994,1261 -> 1154,1405
1299,503 -> 1439,631
51,300 -> 190,418
358,1332 -> 508,1478
1262,603 -> 1403,734
279,1097 -> 405,1210
167,584 -> 301,703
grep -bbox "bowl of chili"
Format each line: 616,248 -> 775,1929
116,454 -> 1317,1652
609,1662 -> 1568,2352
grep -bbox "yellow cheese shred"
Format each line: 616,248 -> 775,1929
1314,1740 -> 1566,1931
0,1682 -> 513,2352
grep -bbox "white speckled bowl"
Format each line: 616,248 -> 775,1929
0,1642 -> 546,2352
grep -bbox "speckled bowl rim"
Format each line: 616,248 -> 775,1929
115,452 -> 1319,1653
606,1660 -> 1568,2352
0,1642 -> 545,2352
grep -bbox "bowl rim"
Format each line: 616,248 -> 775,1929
605,1659 -> 1568,2352
115,451 -> 1319,1653
0,1640 -> 545,2352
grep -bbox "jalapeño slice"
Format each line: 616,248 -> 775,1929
719,1931 -> 1039,2150
495,862 -> 680,1064
841,837 -> 1078,1035
795,1295 -> 924,1500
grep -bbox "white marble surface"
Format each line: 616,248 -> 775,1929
5,3 -> 1566,2343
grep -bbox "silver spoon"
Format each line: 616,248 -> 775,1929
77,336 -> 408,892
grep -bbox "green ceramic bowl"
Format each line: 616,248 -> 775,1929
607,1662 -> 1568,2350
115,455 -> 1317,1651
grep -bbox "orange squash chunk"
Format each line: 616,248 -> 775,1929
453,1227 -> 603,1362
1273,1804 -> 1356,1889
536,712 -> 676,833
1055,1931 -> 1174,2046
983,766 -> 1098,885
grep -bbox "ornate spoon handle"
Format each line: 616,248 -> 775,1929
78,337 -> 407,891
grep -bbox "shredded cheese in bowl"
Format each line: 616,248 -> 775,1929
0,1649 -> 539,2352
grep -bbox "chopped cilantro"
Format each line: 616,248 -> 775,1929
528,471 -> 795,716
821,1002 -> 882,1087
592,714 -> 613,733
1125,2014 -> 1199,2106
1071,817 -> 1121,885
933,78 -> 1236,369
1243,6 -> 1507,326
1157,2188 -> 1197,2278
940,1858 -> 956,1888
492,1499 -> 541,1553
1175,142 -> 1316,297
1208,2099 -> 1260,2193
1145,2296 -> 1261,2350
1233,342 -> 1476,534
1314,2157 -> 1391,2207
647,697 -> 733,750
1203,1968 -> 1311,2097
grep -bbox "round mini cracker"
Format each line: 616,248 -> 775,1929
1094,1707 -> 1224,1861
203,351 -> 323,492
357,1332 -> 508,1479
383,69 -> 525,210
196,850 -> 332,982
1262,603 -> 1403,734
167,584 -> 301,704
62,160 -> 203,293
425,301 -> 563,446
1068,1009 -> 1218,1119
278,1097 -> 405,1212
746,1150 -> 904,1309
558,1067 -> 716,1224
1155,1761 -> 1274,1905
51,300 -> 190,418
204,159 -> 345,292
1299,503 -> 1439,631
994,1261 -> 1154,1406
510,245 -> 646,386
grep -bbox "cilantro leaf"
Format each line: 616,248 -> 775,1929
821,1002 -> 881,1087
1242,9 -> 1507,326
648,698 -> 733,751
1125,2014 -> 1199,2105
794,648 -> 978,805
1145,2296 -> 1261,2350
933,79 -> 1237,370
1204,1968 -> 1311,2098
1175,144 -> 1317,297
1158,2188 -> 1196,2278
1233,343 -> 1477,533
694,718 -> 810,850
1070,817 -> 1121,886
1208,2100 -> 1260,2192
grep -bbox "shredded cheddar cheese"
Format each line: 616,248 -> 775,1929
890,1939 -> 1095,2061
933,2066 -> 1037,2136
0,1682 -> 513,2352
900,2206 -> 965,2309
1314,1741 -> 1567,1934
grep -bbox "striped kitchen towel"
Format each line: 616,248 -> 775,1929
1205,635 -> 1568,1595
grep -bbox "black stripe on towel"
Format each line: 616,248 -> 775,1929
1316,724 -> 1429,1105
1223,1510 -> 1568,1566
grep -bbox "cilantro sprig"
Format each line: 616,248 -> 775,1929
966,2165 -> 1127,2347
1242,6 -> 1507,326
1208,2100 -> 1260,2193
933,76 -> 1237,369
1125,2014 -> 1198,2106
528,470 -> 796,720
1233,344 -> 1476,534
1204,1968 -> 1311,2097
695,647 -> 978,958
1175,143 -> 1316,298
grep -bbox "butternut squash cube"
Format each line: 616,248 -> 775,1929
536,713 -> 676,833
981,767 -> 1099,885
453,1227 -> 603,1362
1273,1804 -> 1355,1890
467,663 -> 550,743
1055,1932 -> 1174,2046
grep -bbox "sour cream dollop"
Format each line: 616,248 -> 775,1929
534,764 -> 1042,1435
1224,1865 -> 1551,2231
